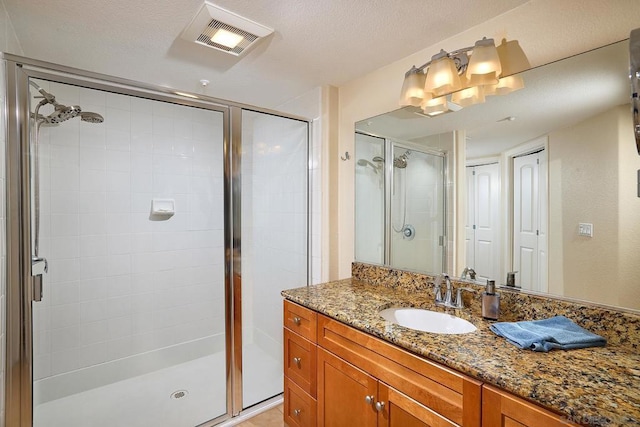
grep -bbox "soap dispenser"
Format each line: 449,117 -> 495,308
482,280 -> 500,320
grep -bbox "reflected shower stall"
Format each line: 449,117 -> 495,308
355,132 -> 446,273
4,56 -> 310,427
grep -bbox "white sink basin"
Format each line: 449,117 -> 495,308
379,307 -> 477,334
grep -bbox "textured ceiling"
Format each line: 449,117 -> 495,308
4,0 -> 528,108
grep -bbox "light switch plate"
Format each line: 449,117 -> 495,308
578,223 -> 593,237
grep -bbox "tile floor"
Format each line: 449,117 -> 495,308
236,405 -> 284,427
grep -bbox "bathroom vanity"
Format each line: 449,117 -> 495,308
282,264 -> 640,427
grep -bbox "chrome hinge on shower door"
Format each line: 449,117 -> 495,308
31,256 -> 48,302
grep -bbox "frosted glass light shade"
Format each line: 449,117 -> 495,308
399,67 -> 427,107
424,51 -> 462,97
421,95 -> 448,116
466,37 -> 501,87
451,85 -> 486,107
496,38 -> 530,76
484,74 -> 525,96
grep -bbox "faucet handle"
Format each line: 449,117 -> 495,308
455,287 -> 475,309
433,275 -> 444,303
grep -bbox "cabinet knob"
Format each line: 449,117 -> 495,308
292,316 -> 302,325
293,409 -> 302,416
375,401 -> 385,412
293,357 -> 302,367
365,395 -> 375,405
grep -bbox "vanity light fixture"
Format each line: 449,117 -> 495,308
399,37 -> 530,113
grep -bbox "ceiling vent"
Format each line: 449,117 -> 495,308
181,2 -> 273,56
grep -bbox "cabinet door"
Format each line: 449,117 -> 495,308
483,385 -> 577,427
378,382 -> 458,427
317,348 -> 378,427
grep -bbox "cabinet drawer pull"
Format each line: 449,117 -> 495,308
293,357 -> 302,367
293,408 -> 302,416
375,401 -> 385,412
365,395 -> 375,405
292,316 -> 302,325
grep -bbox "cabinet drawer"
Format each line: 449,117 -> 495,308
284,300 -> 317,342
284,328 -> 317,397
284,377 -> 317,427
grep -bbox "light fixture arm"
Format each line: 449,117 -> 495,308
414,45 -> 474,75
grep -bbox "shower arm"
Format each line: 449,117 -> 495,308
29,80 -> 57,105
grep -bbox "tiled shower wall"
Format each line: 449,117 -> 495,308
33,81 -> 225,384
0,0 -> 24,423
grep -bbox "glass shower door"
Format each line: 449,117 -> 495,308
240,110 -> 309,409
389,145 -> 446,273
29,78 -> 229,427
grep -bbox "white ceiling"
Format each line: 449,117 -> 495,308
4,0 -> 528,108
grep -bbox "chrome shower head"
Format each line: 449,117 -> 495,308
43,104 -> 82,124
80,112 -> 104,123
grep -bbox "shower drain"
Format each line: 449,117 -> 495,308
170,390 -> 189,400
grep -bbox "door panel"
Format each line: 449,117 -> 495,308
29,79 -> 228,427
240,110 -> 309,408
378,382 -> 457,427
513,153 -> 546,292
317,348 -> 377,427
466,163 -> 500,282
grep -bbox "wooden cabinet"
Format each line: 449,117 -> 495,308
482,385 -> 578,427
317,347 -> 378,426
283,299 -> 576,427
317,314 -> 482,427
284,300 -> 318,427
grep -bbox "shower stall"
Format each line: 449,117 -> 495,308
3,55 -> 310,426
355,132 -> 446,273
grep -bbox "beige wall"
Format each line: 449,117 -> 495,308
548,104 -> 639,310
333,0 -> 640,279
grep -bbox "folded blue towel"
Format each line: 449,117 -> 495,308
490,315 -> 606,352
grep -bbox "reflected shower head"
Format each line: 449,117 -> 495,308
393,150 -> 411,169
357,158 -> 380,174
80,112 -> 104,123
43,104 -> 82,124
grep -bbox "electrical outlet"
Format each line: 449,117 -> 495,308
578,223 -> 593,237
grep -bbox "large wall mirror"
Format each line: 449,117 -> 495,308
355,39 -> 640,311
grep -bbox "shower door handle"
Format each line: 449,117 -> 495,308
31,256 -> 48,302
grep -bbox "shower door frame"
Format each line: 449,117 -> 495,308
3,54 -> 311,427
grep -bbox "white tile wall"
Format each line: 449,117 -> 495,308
1,0 -> 25,424
33,81 -> 226,380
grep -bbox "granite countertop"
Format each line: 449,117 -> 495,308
282,279 -> 640,427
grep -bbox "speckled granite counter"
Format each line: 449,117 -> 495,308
282,278 -> 640,427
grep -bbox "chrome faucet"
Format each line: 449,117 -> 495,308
461,267 -> 477,280
434,274 -> 475,309
434,274 -> 454,307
